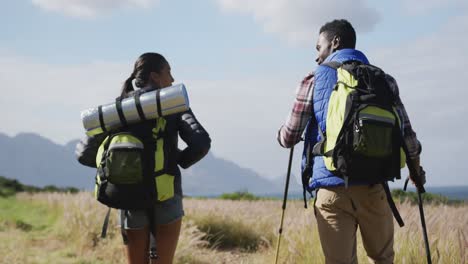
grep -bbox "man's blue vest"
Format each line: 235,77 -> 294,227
303,49 -> 370,190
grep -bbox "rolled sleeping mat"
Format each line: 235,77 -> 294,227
81,83 -> 190,136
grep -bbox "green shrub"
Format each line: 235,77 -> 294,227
0,176 -> 79,196
391,189 -> 463,205
42,185 -> 78,193
219,191 -> 260,201
0,187 -> 16,197
0,176 -> 26,197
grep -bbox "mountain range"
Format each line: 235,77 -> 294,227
0,132 -> 301,196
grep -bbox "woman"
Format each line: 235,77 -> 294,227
119,52 -> 211,263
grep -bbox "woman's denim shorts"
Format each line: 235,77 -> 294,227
119,194 -> 184,229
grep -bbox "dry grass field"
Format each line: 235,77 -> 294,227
0,192 -> 466,263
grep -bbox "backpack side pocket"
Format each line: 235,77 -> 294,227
353,106 -> 396,158
105,134 -> 144,184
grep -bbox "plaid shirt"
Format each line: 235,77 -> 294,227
277,72 -> 421,158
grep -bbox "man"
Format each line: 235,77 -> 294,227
277,19 -> 424,263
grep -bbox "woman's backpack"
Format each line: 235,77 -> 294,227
94,125 -> 158,210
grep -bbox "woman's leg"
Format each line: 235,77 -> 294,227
125,227 -> 150,264
151,218 -> 182,264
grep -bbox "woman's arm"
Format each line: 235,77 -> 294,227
177,109 -> 211,169
75,133 -> 107,168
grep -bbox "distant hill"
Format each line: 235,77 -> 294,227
183,152 -> 301,196
0,132 -> 301,195
0,133 -> 92,189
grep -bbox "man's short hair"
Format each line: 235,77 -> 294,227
319,19 -> 356,49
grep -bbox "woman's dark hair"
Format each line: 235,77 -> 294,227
121,52 -> 168,97
319,19 -> 356,49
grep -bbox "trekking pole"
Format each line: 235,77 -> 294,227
404,171 -> 431,264
401,140 -> 431,264
417,188 -> 431,264
274,147 -> 294,264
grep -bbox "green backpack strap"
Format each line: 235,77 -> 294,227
311,61 -> 343,158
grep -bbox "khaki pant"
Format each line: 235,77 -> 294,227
314,185 -> 394,264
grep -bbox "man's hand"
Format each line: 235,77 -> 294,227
410,166 -> 426,186
408,157 -> 426,188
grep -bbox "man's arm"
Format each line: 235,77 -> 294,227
386,74 -> 422,157
386,74 -> 424,184
277,73 -> 316,148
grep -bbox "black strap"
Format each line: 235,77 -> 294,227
98,105 -> 107,133
313,189 -> 319,216
311,128 -> 335,158
121,228 -> 128,245
115,98 -> 128,127
134,92 -> 147,121
121,210 -> 129,244
149,232 -> 158,260
302,142 -> 312,208
382,182 -> 405,227
147,207 -> 158,260
152,120 -> 165,140
312,123 -> 326,156
323,149 -> 333,157
156,89 -> 162,117
302,186 -> 308,208
100,207 -> 112,238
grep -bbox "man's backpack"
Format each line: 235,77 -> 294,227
312,60 -> 406,186
304,60 -> 408,227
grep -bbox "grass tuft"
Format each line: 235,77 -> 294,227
192,215 -> 266,251
15,220 -> 33,231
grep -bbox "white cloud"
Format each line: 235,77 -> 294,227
0,53 -> 130,143
368,14 -> 468,186
215,0 -> 380,46
369,14 -> 467,118
400,0 -> 468,15
31,0 -> 159,18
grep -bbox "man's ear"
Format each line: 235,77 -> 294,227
331,36 -> 341,52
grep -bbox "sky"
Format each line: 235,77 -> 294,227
1,0 -> 467,187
